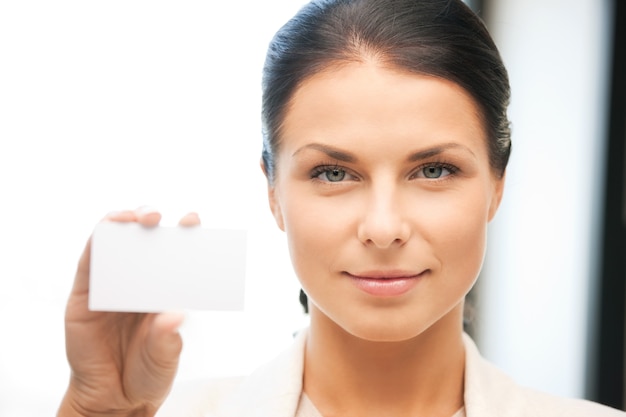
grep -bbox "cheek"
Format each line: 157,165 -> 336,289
417,190 -> 490,277
279,190 -> 354,278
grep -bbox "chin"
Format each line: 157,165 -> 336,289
311,300 -> 464,344
325,308 -> 439,343
346,319 -> 434,343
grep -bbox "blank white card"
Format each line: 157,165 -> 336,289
89,223 -> 247,312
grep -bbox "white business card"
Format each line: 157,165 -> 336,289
89,222 -> 246,312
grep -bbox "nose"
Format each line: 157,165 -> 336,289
357,185 -> 411,249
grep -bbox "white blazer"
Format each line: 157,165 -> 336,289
158,330 -> 625,417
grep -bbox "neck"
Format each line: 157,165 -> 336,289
303,305 -> 465,417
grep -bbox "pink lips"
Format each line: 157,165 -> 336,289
346,270 -> 427,297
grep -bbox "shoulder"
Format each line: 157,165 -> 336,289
463,334 -> 625,417
156,330 -> 308,417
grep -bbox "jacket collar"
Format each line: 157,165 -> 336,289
462,333 -> 522,417
216,330 -> 306,417
218,330 -> 519,417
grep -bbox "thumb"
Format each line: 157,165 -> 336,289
125,312 -> 185,406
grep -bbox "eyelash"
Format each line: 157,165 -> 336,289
410,161 -> 459,180
310,164 -> 359,182
309,161 -> 460,183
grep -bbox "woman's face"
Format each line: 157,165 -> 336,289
267,62 -> 504,342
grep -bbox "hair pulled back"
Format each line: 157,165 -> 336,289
260,0 -> 512,313
262,0 -> 511,184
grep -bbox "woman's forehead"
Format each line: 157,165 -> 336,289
280,62 -> 488,159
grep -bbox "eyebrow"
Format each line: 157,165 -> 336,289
407,143 -> 477,161
292,143 -> 357,162
292,142 -> 476,162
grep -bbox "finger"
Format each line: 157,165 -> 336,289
134,206 -> 162,227
101,209 -> 138,223
125,312 -> 184,405
71,237 -> 93,296
178,212 -> 201,227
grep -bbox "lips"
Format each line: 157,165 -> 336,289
345,270 -> 427,297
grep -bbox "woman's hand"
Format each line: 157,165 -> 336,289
57,208 -> 201,417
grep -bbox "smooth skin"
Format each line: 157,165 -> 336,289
267,62 -> 504,417
58,208 -> 200,417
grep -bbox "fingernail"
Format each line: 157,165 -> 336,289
186,212 -> 201,222
165,310 -> 187,331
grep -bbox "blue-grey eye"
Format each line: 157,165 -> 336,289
410,163 -> 455,180
423,166 -> 443,178
325,168 -> 346,182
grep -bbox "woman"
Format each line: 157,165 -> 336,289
57,0 -> 624,416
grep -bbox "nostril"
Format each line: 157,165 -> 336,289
359,232 -> 409,249
356,199 -> 411,248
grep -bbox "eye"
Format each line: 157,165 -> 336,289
311,165 -> 357,183
423,165 -> 445,178
411,163 -> 457,180
318,168 -> 346,182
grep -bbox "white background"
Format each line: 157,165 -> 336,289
0,0 -> 614,415
0,2 -> 309,415
480,0 -> 613,400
